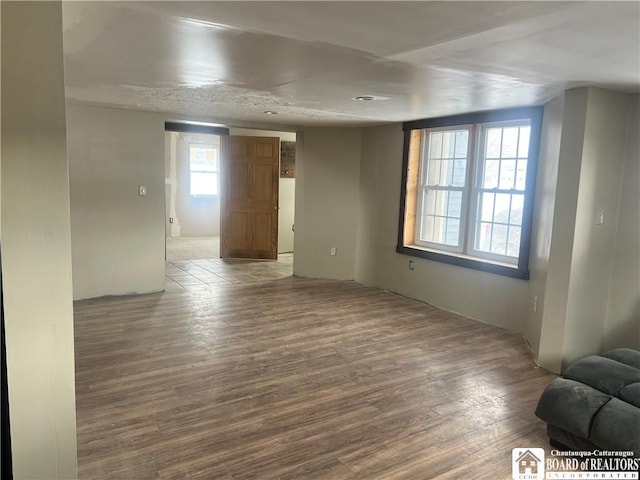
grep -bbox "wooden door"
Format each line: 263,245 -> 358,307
220,136 -> 279,259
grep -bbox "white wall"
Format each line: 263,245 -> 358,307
294,128 -> 362,280
230,128 -> 296,254
278,178 -> 296,253
165,131 -> 221,238
1,2 -> 78,477
67,103 -> 166,300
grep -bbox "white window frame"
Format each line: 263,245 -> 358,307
414,125 -> 473,254
468,120 -> 532,264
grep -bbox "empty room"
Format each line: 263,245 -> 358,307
2,1 -> 639,479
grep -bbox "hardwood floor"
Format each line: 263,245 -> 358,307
74,257 -> 556,479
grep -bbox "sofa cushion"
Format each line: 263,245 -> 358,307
590,397 -> 640,454
535,378 -> 611,438
601,348 -> 640,370
619,382 -> 640,408
563,355 -> 640,396
547,424 -> 599,452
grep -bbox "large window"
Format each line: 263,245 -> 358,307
397,107 -> 542,279
189,144 -> 219,196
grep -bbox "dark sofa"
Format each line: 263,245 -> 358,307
535,348 -> 640,455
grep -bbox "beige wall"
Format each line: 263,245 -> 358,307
165,131 -> 221,238
537,88 -> 638,372
605,95 -> 640,350
1,2 -> 78,477
67,103 -> 166,300
526,95 -> 564,357
294,128 -> 362,280
561,88 -> 631,368
356,125 -> 529,333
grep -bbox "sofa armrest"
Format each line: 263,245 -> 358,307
535,378 -> 611,438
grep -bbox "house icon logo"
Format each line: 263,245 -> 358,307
512,448 -> 545,480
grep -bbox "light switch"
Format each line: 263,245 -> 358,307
597,207 -> 604,225
138,185 -> 147,196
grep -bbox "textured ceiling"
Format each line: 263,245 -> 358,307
62,1 -> 640,127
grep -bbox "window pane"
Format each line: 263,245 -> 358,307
445,218 -> 460,246
515,160 -> 528,191
483,160 -> 499,189
479,192 -> 495,222
499,159 -> 516,190
423,189 -> 436,215
454,130 -> 469,158
485,128 -> 502,158
190,145 -> 218,172
440,160 -> 454,185
510,194 -> 524,225
501,127 -> 519,158
518,126 -> 531,158
491,224 -> 508,255
435,190 -> 446,216
434,216 -> 447,244
427,159 -> 440,185
452,160 -> 466,187
190,172 -> 218,196
507,226 -> 521,257
419,189 -> 462,248
494,193 -> 511,223
447,191 -> 462,218
429,132 -> 443,159
476,222 -> 492,252
420,215 -> 434,242
442,131 -> 457,159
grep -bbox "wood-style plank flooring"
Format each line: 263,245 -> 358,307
74,255 -> 556,479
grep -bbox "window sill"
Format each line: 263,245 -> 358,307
190,194 -> 219,199
396,244 -> 529,280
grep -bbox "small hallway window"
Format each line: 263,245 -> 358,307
189,144 -> 219,196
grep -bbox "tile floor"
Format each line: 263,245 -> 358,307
165,255 -> 294,290
165,236 -> 294,289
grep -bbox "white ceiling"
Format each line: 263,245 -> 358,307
62,1 -> 640,127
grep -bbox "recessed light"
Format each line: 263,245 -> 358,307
264,110 -> 278,115
353,95 -> 390,101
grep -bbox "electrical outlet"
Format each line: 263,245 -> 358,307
409,260 -> 415,271
533,296 -> 538,313
330,247 -> 337,256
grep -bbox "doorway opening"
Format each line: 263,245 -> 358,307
163,124 -> 296,266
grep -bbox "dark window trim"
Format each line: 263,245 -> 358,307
402,106 -> 541,131
164,121 -> 229,136
1,244 -> 13,480
397,106 -> 543,280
